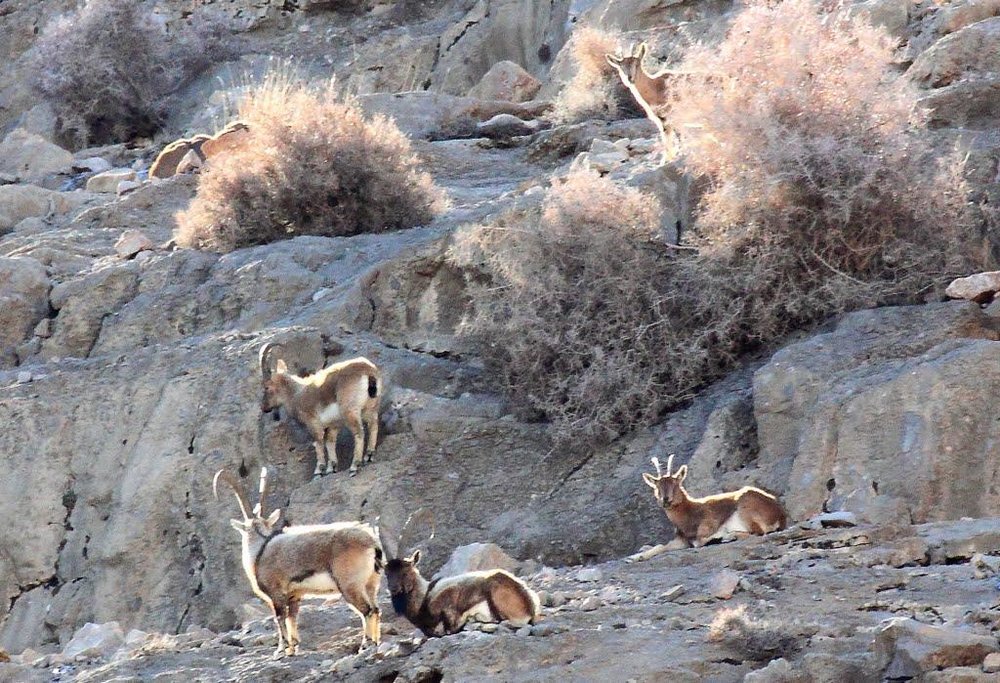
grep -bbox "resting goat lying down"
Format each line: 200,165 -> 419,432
380,512 -> 540,636
633,455 -> 787,561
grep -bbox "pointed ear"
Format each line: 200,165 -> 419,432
267,509 -> 281,526
275,359 -> 288,374
230,519 -> 246,532
605,54 -> 621,68
637,42 -> 648,59
675,465 -> 688,482
409,549 -> 421,566
642,472 -> 658,489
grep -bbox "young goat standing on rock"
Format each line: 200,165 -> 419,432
214,468 -> 384,656
638,455 -> 787,558
259,342 -> 382,477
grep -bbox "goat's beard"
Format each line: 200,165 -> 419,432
390,592 -> 408,616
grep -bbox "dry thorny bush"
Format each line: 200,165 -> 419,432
707,605 -> 813,661
452,0 -> 987,452
31,0 -> 233,149
175,72 -> 447,252
552,26 -> 644,124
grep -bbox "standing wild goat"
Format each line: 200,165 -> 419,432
605,42 -> 680,163
214,468 -> 383,656
259,343 -> 382,477
380,514 -> 540,636
641,455 -> 787,554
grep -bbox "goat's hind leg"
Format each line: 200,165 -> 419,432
362,406 -> 379,463
345,414 -> 365,476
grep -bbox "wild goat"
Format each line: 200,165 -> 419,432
638,455 -> 787,558
149,121 -> 250,179
605,42 -> 679,163
214,468 -> 383,656
380,513 -> 540,637
259,342 -> 382,477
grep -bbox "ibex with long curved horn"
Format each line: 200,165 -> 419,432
214,467 -> 384,656
641,454 -> 787,552
380,510 -> 540,637
259,342 -> 382,477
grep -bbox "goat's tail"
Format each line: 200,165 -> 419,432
373,545 -> 384,574
368,375 -> 379,398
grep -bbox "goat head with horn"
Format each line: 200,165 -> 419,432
380,509 -> 541,637
642,454 -> 787,550
214,467 -> 384,656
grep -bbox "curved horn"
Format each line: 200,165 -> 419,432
213,469 -> 252,520
665,454 -> 675,477
651,457 -> 662,477
258,343 -> 285,380
374,516 -> 396,562
397,507 -> 435,554
253,467 -> 271,517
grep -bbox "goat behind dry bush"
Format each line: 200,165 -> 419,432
642,455 -> 786,550
552,26 -> 644,124
606,42 -> 679,161
451,1 -> 986,453
214,468 -> 383,656
174,73 -> 446,252
259,343 -> 381,477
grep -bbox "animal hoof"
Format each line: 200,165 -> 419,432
272,649 -> 286,660
349,467 -> 358,477
312,470 -> 323,479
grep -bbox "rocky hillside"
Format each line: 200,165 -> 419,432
1,0 -> 999,681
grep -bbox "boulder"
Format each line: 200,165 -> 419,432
434,543 -> 520,578
908,18 -> 1000,88
753,303 -> 1000,525
427,0 -> 569,96
847,0 -> 909,37
918,78 -> 1000,128
934,0 -> 1000,36
86,169 -> 137,194
467,61 -> 542,102
709,570 -> 741,600
62,622 -> 125,660
0,185 -> 91,234
874,618 -> 998,677
744,658 -> 808,683
946,271 -> 1000,303
0,257 -> 50,364
0,129 -> 72,182
476,113 -> 539,138
113,230 -> 154,259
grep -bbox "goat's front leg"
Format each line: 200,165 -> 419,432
311,427 -> 333,478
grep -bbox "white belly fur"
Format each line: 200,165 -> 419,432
708,512 -> 751,541
317,402 -> 342,427
461,601 -> 494,624
291,572 -> 340,596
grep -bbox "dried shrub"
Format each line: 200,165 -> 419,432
453,0 -> 986,451
31,0 -> 232,149
552,27 -> 642,124
707,606 -> 808,661
664,0 -> 980,308
175,72 -> 447,252
451,169 -> 676,447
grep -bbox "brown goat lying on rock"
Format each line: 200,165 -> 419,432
633,455 -> 787,561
